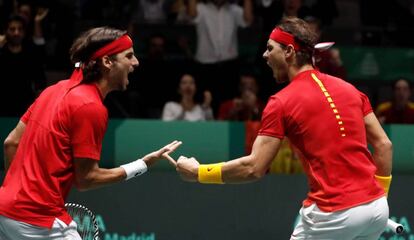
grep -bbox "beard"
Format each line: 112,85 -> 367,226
273,65 -> 289,84
110,70 -> 129,91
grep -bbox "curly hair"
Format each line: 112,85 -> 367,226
69,27 -> 126,83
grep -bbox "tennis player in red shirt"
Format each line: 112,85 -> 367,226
0,27 -> 181,239
176,17 -> 392,239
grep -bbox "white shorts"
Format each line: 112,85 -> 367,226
291,196 -> 389,240
0,215 -> 81,240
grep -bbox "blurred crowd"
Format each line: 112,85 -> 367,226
0,0 -> 413,124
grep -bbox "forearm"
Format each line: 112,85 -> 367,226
76,167 -> 126,191
34,21 -> 43,39
364,113 -> 393,176
243,0 -> 254,25
372,141 -> 393,176
197,155 -> 265,184
201,136 -> 279,183
221,156 -> 264,183
187,0 -> 197,18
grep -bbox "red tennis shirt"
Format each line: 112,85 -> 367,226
259,70 -> 384,212
0,79 -> 107,228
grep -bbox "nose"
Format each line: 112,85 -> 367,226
132,55 -> 139,68
12,29 -> 21,35
262,50 -> 268,60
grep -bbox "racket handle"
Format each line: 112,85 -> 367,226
387,219 -> 404,234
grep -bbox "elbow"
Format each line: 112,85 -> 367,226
4,136 -> 19,151
248,169 -> 265,180
375,139 -> 393,153
74,182 -> 90,192
384,140 -> 393,153
242,159 -> 266,181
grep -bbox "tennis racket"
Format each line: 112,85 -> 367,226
65,203 -> 100,240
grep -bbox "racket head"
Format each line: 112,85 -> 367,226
65,203 -> 100,240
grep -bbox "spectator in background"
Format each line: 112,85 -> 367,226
218,73 -> 264,121
186,0 -> 254,110
0,15 -> 46,117
162,73 -> 214,121
376,78 -> 414,124
16,1 -> 49,49
130,33 -> 191,118
255,0 -> 311,39
305,15 -> 347,79
187,0 -> 253,64
128,0 -> 176,28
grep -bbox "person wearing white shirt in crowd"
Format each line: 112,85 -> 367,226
187,0 -> 253,63
185,0 -> 254,111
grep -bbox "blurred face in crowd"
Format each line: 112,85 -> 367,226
284,0 -> 302,16
263,39 -> 289,83
6,20 -> 25,46
179,74 -> 196,98
394,79 -> 411,106
107,48 -> 139,91
18,4 -> 32,23
240,75 -> 258,94
148,36 -> 165,60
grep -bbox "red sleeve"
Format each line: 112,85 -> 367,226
70,103 -> 108,160
359,91 -> 373,116
20,101 -> 37,124
258,96 -> 285,139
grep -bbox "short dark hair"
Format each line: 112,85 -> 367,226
276,17 -> 318,66
4,15 -> 27,32
69,27 -> 127,83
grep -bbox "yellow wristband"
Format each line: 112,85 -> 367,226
375,174 -> 392,196
198,163 -> 224,184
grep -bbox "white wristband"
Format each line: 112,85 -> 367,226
120,159 -> 148,180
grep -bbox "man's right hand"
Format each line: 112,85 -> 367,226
176,156 -> 200,182
142,140 -> 182,167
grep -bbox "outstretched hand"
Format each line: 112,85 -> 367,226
142,140 -> 182,167
176,156 -> 200,182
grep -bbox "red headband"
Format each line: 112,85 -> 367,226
269,28 -> 300,50
90,34 -> 133,60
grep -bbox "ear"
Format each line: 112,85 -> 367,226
285,44 -> 296,58
101,55 -> 113,69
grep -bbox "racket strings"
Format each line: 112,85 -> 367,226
65,203 -> 100,240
